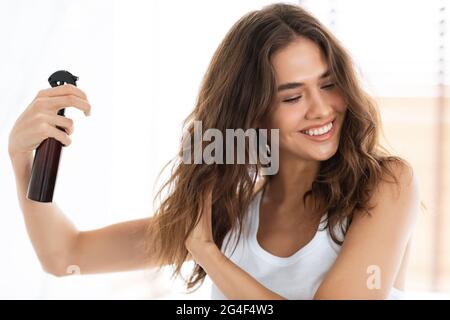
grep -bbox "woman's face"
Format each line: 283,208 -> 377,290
267,36 -> 347,162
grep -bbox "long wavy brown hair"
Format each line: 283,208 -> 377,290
145,3 -> 409,291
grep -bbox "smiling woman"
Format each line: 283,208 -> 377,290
7,2 -> 420,300
147,3 -> 420,299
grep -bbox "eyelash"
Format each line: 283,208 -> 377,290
282,83 -> 336,104
321,83 -> 335,90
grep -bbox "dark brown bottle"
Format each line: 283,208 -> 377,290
27,70 -> 79,202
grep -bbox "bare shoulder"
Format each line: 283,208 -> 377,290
315,160 -> 420,298
382,159 -> 416,193
366,159 -> 419,218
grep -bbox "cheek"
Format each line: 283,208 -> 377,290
267,106 -> 305,131
330,91 -> 347,113
335,101 -> 347,114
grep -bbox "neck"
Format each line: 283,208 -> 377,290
264,152 -> 320,212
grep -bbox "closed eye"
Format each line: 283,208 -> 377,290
321,83 -> 335,90
282,83 -> 335,104
283,96 -> 302,104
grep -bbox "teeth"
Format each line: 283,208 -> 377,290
302,122 -> 333,136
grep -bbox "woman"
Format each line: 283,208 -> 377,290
8,3 -> 420,299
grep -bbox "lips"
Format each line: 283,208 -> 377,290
300,121 -> 333,136
298,119 -> 337,141
300,117 -> 336,132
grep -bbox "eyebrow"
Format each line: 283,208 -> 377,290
277,69 -> 331,92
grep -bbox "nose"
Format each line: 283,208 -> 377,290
304,88 -> 333,120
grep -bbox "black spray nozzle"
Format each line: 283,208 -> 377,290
48,70 -> 78,88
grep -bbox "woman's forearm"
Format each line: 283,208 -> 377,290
192,243 -> 286,300
9,151 -> 79,276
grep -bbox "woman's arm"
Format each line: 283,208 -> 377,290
189,243 -> 285,299
9,151 -> 167,276
314,161 -> 420,299
8,84 -> 180,277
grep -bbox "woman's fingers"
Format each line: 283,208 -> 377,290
49,115 -> 75,135
46,124 -> 72,147
35,83 -> 91,116
34,95 -> 91,116
37,83 -> 88,101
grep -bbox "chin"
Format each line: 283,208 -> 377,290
313,152 -> 336,162
305,144 -> 339,162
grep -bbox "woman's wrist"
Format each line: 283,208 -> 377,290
9,149 -> 32,165
9,149 -> 33,173
8,150 -> 33,202
187,241 -> 221,267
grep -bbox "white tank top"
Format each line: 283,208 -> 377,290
210,188 -> 404,300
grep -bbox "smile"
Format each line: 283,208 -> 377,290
298,120 -> 336,141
